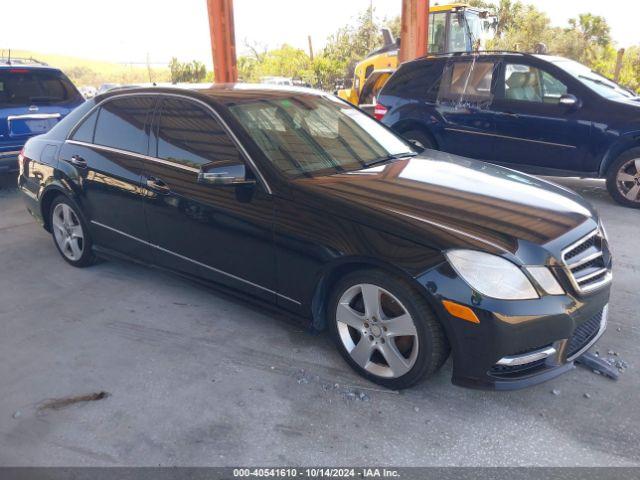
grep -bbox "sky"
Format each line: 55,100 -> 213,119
1,0 -> 638,68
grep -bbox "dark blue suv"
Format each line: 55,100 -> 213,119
1,59 -> 84,173
377,52 -> 640,208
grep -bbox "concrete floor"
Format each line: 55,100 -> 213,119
0,173 -> 638,467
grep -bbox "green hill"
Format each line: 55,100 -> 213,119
0,49 -> 171,87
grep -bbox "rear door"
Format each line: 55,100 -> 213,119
435,58 -> 499,160
62,94 -> 156,260
490,60 -> 591,171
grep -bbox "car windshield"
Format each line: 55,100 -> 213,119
228,94 -> 414,178
552,59 -> 636,100
0,69 -> 80,106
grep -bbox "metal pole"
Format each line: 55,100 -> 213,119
399,0 -> 430,64
308,35 -> 314,61
206,0 -> 238,83
614,48 -> 625,83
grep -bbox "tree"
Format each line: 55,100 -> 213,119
169,58 -> 207,84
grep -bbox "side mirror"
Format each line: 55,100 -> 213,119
197,163 -> 255,186
559,94 -> 579,107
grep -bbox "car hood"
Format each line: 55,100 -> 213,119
292,150 -> 597,264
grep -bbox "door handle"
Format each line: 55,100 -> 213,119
146,176 -> 171,194
68,155 -> 87,168
502,111 -> 519,118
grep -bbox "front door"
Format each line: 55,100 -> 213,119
490,61 -> 591,172
141,96 -> 276,302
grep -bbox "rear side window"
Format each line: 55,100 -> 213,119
156,98 -> 242,168
0,69 -> 81,106
382,61 -> 444,102
438,60 -> 497,105
93,96 -> 156,154
70,108 -> 99,143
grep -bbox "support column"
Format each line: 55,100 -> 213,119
399,0 -> 430,64
207,0 -> 238,83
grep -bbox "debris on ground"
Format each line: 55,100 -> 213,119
576,351 -> 628,379
37,391 -> 110,411
583,393 -> 591,399
293,369 -> 374,402
12,411 -> 21,419
552,389 -> 561,396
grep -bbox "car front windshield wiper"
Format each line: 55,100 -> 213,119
362,151 -> 417,168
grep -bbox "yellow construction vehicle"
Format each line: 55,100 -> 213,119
338,3 -> 496,106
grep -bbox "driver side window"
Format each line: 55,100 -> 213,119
156,98 -> 244,170
504,63 -> 568,104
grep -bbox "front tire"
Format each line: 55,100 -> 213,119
49,196 -> 97,267
606,148 -> 640,208
328,269 -> 449,389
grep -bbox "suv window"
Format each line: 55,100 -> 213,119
382,61 -> 444,102
438,60 -> 497,104
0,69 -> 81,106
503,63 -> 568,103
156,98 -> 242,169
93,96 -> 155,154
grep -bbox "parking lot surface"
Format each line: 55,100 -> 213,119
0,173 -> 639,466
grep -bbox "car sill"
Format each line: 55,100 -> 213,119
90,220 -> 301,306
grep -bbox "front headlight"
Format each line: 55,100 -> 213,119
446,250 -> 539,300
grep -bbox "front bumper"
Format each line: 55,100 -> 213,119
418,263 -> 611,391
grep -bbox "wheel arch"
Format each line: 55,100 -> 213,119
310,256 -> 436,332
40,184 -> 79,232
598,134 -> 640,177
390,120 -> 439,149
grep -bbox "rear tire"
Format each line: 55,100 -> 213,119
606,148 -> 640,208
49,196 -> 97,268
400,129 -> 436,152
328,269 -> 449,389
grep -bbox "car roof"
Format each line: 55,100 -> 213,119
0,63 -> 62,72
95,83 -> 328,106
411,51 -> 560,64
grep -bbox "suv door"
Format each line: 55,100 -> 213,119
142,96 -> 276,302
490,60 -> 591,172
435,58 -> 499,160
63,94 -> 156,261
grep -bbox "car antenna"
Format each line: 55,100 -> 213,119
7,48 -> 11,65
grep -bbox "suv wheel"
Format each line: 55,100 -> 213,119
50,196 -> 97,267
401,129 -> 436,151
606,148 -> 640,208
328,269 -> 449,389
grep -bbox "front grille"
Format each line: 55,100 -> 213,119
561,228 -> 611,294
566,307 -> 606,360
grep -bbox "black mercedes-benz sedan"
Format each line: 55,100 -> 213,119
18,85 -> 612,390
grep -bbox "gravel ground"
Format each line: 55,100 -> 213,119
0,173 -> 638,467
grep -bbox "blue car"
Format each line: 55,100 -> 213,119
377,52 -> 640,208
1,59 -> 84,173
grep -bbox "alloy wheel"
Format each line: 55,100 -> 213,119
616,158 -> 640,203
52,203 -> 85,261
336,283 -> 419,378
